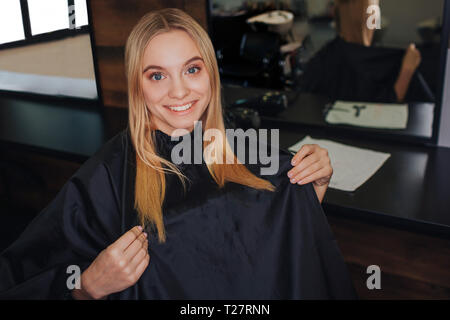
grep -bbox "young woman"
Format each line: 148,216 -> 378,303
0,8 -> 355,300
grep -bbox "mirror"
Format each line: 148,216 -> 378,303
210,0 -> 447,141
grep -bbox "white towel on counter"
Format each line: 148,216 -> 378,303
289,136 -> 391,192
325,100 -> 408,129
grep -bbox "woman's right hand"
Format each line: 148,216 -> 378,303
72,226 -> 150,300
401,43 -> 421,73
395,43 -> 422,102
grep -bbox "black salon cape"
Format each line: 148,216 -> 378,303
0,128 -> 356,299
299,36 -> 434,103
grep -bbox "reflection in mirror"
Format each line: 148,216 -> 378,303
211,0 -> 446,139
300,0 -> 442,104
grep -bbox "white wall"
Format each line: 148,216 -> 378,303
377,0 -> 444,47
438,48 -> 450,148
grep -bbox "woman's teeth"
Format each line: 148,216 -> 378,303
168,102 -> 193,111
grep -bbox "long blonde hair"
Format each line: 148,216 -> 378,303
125,8 -> 275,243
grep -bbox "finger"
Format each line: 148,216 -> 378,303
297,167 -> 332,185
124,232 -> 148,261
291,161 -> 323,183
288,153 -> 320,180
134,252 -> 150,279
129,243 -> 149,271
113,226 -> 144,252
291,144 -> 315,165
291,144 -> 316,165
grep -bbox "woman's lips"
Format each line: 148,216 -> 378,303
164,100 -> 198,115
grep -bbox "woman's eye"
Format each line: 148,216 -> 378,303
150,73 -> 165,81
187,66 -> 200,74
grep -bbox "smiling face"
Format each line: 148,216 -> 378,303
141,29 -> 211,136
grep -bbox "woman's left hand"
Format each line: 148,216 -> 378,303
287,144 -> 333,202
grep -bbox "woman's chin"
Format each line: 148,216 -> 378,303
167,119 -> 200,133
167,114 -> 205,131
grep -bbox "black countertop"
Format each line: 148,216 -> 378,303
1,94 -> 449,237
276,129 -> 450,237
222,84 -> 435,141
0,96 -> 106,161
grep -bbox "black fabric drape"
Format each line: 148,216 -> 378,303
0,128 -> 356,299
299,36 -> 434,103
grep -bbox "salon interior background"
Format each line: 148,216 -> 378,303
0,0 -> 444,101
0,0 -> 450,300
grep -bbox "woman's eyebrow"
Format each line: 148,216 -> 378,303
143,65 -> 163,74
143,56 -> 203,74
183,56 -> 203,66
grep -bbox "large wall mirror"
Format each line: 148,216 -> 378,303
210,0 -> 449,143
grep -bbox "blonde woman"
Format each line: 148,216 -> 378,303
0,9 -> 354,300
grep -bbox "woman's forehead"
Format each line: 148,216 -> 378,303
142,30 -> 202,68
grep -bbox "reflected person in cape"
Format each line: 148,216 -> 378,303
0,8 -> 355,299
300,0 -> 432,103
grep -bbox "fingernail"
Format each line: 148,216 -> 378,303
290,178 -> 296,183
291,159 -> 297,165
138,226 -> 143,231
143,232 -> 148,237
287,172 -> 292,178
298,180 -> 304,184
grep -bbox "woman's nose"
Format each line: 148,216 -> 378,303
168,77 -> 190,100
